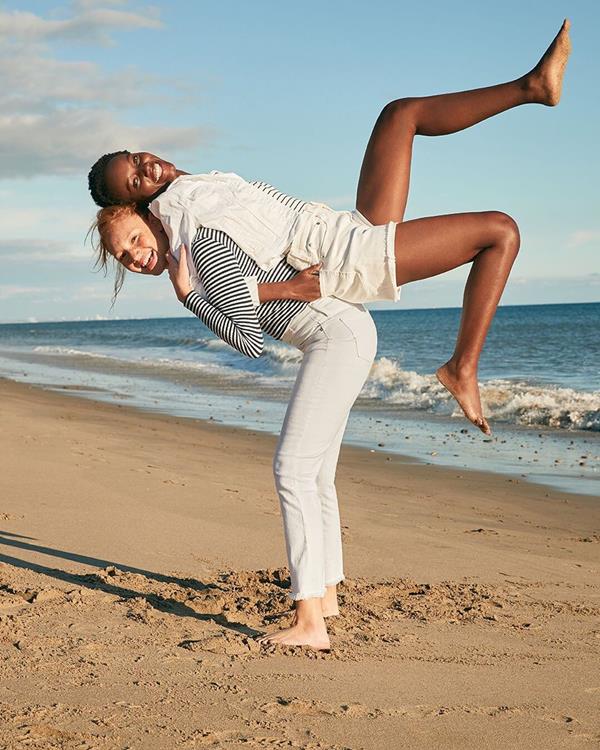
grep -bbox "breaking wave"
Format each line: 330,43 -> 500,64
19,348 -> 600,432
364,357 -> 600,431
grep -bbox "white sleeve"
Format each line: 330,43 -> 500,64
150,190 -> 260,306
149,192 -> 196,261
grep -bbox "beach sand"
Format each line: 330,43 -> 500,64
1,377 -> 599,749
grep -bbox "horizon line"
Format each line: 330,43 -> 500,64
1,299 -> 599,326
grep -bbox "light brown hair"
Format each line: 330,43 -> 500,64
87,203 -> 140,307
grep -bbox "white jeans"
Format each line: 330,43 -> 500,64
275,297 -> 378,600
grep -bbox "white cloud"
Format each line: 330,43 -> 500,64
0,284 -> 56,299
0,205 -> 90,237
0,56 -> 155,112
0,6 -> 162,46
0,109 -> 207,179
567,229 -> 600,249
0,3 -> 208,180
0,238 -> 86,262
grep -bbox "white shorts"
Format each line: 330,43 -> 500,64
286,203 -> 400,303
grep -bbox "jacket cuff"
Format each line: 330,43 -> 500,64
243,276 -> 260,308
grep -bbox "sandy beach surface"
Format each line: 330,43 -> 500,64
1,377 -> 599,749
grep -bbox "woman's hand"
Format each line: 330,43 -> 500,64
167,244 -> 193,302
287,263 -> 322,301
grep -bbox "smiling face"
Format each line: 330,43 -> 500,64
103,151 -> 182,204
105,211 -> 170,276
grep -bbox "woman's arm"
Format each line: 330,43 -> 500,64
168,235 -> 264,359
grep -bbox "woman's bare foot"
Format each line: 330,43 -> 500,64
256,618 -> 330,650
257,597 -> 331,650
525,18 -> 572,106
321,584 -> 340,618
436,361 -> 491,435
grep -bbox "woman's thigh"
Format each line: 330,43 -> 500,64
393,210 -> 519,285
356,101 -> 419,225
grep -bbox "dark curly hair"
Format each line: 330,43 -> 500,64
87,149 -> 130,207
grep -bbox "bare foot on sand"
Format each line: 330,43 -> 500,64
436,361 -> 491,435
256,617 -> 330,651
525,19 -> 572,106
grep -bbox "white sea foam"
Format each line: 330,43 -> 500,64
261,342 -> 303,368
362,356 -> 600,431
33,345 -> 110,359
481,381 -> 600,432
364,357 -> 447,409
31,345 -> 225,376
202,338 -> 232,351
22,347 -> 600,432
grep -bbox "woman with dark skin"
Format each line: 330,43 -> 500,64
90,20 -> 571,650
95,20 -> 571,436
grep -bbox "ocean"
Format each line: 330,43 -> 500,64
1,302 -> 598,496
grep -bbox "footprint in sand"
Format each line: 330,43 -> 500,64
465,528 -> 500,535
179,632 -> 260,656
0,512 -> 23,521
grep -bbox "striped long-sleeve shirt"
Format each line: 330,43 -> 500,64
182,180 -> 310,358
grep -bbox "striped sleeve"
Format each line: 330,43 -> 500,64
183,233 -> 264,358
249,179 -> 308,212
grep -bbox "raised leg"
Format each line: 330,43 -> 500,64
393,210 -> 521,433
356,19 -> 571,224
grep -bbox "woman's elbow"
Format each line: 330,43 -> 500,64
240,337 -> 263,359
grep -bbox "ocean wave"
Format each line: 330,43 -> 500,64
201,338 -> 302,368
363,357 -> 600,431
482,381 -> 600,432
31,345 -> 227,376
261,342 -> 303,368
201,338 -> 233,351
33,345 -> 111,359
20,348 -> 600,432
364,357 -> 446,409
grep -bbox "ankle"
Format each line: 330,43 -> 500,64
294,599 -> 327,628
445,357 -> 478,378
518,71 -> 543,104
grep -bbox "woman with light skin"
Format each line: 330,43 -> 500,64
89,20 -> 571,649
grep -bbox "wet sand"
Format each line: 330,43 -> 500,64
1,378 -> 599,749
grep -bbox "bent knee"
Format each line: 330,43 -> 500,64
379,98 -> 419,133
487,211 -> 521,254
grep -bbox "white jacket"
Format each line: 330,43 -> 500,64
149,171 -> 313,304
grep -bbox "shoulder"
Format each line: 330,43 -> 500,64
190,227 -> 240,261
193,225 -> 241,250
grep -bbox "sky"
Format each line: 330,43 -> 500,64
0,0 -> 598,322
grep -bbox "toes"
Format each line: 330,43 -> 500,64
468,414 -> 491,435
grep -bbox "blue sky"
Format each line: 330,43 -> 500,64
0,0 -> 598,322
